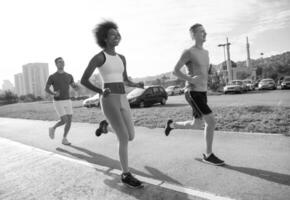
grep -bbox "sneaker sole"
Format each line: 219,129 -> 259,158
122,182 -> 144,189
62,142 -> 71,146
202,159 -> 225,166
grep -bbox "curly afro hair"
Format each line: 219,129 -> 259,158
93,20 -> 119,48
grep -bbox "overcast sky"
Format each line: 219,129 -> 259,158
1,0 -> 290,87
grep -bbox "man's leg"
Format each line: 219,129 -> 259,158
60,115 -> 72,145
202,113 -> 215,155
49,101 -> 66,139
165,91 -> 204,136
202,113 -> 224,165
174,117 -> 204,129
61,100 -> 73,145
63,114 -> 72,138
53,118 -> 66,129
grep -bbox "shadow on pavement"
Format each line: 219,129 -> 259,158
144,166 -> 182,185
103,176 -> 192,200
223,165 -> 290,186
56,145 -> 184,184
195,158 -> 290,186
57,145 -> 121,170
56,145 -> 192,200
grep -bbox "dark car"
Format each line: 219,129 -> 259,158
127,85 -> 168,108
281,77 -> 290,89
258,78 -> 276,90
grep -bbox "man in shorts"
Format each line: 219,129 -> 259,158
45,57 -> 78,145
165,23 -> 224,166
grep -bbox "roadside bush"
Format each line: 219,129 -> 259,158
0,90 -> 18,104
246,106 -> 273,113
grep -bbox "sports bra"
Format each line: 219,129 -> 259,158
98,51 -> 124,83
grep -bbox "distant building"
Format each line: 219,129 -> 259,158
14,73 -> 26,96
2,80 -> 14,92
217,60 -> 237,83
22,63 -> 49,97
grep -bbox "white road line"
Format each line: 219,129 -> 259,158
0,137 -> 236,200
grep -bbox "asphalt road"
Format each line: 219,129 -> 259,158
0,118 -> 289,200
167,89 -> 290,107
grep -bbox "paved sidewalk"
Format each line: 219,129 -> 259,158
0,117 -> 290,200
0,137 -> 209,200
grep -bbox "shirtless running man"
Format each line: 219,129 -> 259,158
165,23 -> 224,166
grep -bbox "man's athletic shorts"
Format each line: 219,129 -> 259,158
53,100 -> 73,117
185,91 -> 212,118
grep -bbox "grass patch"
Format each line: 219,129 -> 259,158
0,101 -> 289,134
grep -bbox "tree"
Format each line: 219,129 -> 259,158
236,71 -> 251,80
2,90 -> 18,104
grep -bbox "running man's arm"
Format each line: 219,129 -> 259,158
119,54 -> 144,88
173,50 -> 202,85
81,54 -> 103,94
45,76 -> 58,96
70,75 -> 79,91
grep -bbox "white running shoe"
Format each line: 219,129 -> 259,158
49,127 -> 55,139
62,138 -> 71,145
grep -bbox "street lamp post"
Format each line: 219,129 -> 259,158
218,38 -> 232,82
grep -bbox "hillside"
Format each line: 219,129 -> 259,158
133,51 -> 290,82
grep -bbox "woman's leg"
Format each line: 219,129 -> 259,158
101,94 -> 130,173
119,95 -> 135,141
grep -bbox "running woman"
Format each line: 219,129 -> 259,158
165,23 -> 225,166
45,57 -> 79,145
81,21 -> 144,188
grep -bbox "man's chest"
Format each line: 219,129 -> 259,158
53,75 -> 71,86
190,50 -> 209,67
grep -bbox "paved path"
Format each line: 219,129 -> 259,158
0,117 -> 289,200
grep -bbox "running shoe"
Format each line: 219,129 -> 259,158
121,172 -> 144,189
202,153 -> 225,166
165,119 -> 173,136
95,120 -> 109,137
49,127 -> 55,139
62,138 -> 71,145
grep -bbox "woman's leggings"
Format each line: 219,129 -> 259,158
100,93 -> 135,173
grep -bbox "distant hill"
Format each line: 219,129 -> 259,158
133,51 -> 290,82
236,51 -> 290,69
133,72 -> 173,82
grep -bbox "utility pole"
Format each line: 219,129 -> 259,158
217,44 -> 227,63
218,38 -> 232,82
246,37 -> 251,68
246,37 -> 256,80
226,37 -> 232,82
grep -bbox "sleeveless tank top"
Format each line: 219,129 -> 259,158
98,51 -> 124,83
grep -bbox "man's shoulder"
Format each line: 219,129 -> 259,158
49,72 -> 58,78
63,72 -> 74,81
64,72 -> 72,76
189,46 -> 208,53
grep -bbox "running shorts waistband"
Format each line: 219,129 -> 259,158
104,82 -> 125,94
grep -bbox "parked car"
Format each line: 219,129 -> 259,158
165,85 -> 182,96
258,78 -> 276,90
127,85 -> 168,108
242,79 -> 255,91
82,94 -> 100,108
281,76 -> 290,89
253,79 -> 261,88
180,86 -> 187,94
223,80 -> 247,94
